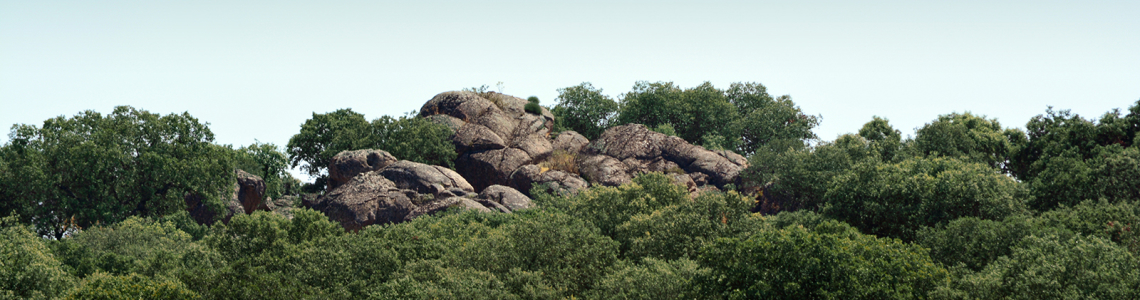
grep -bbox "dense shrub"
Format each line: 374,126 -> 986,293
0,216 -> 73,299
535,172 -> 690,237
939,234 -> 1140,299
0,106 -> 233,239
587,258 -> 709,300
825,157 -> 1028,240
698,220 -> 949,299
613,190 -> 754,260
62,272 -> 199,300
916,216 -> 1072,271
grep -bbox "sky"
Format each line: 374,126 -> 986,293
2,1 -> 1138,182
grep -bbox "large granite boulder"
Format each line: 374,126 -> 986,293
420,91 -> 556,190
379,160 -> 474,196
585,124 -> 748,188
456,148 -> 531,191
509,164 -> 588,197
235,169 -> 268,214
311,172 -> 418,231
327,149 -> 398,190
553,131 -> 590,154
578,155 -> 632,187
403,197 -> 493,221
478,185 -> 534,211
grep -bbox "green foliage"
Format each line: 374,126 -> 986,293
551,83 -> 619,139
858,116 -> 905,162
371,260 -> 532,300
62,272 -> 199,300
744,133 -> 879,213
587,258 -> 709,300
824,157 -> 1027,240
451,210 -> 620,296
0,106 -> 232,239
285,108 -> 374,178
699,220 -> 949,299
913,112 -> 1014,170
536,172 -> 690,237
618,81 -> 740,149
613,191 -> 754,260
939,234 -> 1140,299
650,123 -> 677,137
916,216 -> 1071,271
287,109 -> 457,183
524,102 -> 543,115
1037,199 -> 1140,253
0,215 -> 74,299
194,209 -> 402,298
231,142 -> 293,199
371,114 -> 457,168
52,216 -> 200,278
726,83 -> 820,155
1008,103 -> 1140,209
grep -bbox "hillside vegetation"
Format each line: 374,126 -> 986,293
2,81 -> 1139,299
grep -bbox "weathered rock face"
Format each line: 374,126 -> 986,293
584,124 -> 748,188
269,196 -> 297,220
235,169 -> 268,214
379,160 -> 474,196
578,155 -> 632,187
553,130 -> 590,154
403,197 -> 493,221
311,172 -> 418,232
479,185 -> 534,211
328,149 -> 398,190
420,91 -> 556,190
456,148 -> 531,191
509,164 -> 588,197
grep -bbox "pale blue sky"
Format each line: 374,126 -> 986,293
3,1 -> 1138,181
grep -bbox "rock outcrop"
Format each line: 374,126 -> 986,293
583,124 -> 748,188
300,92 -> 758,230
509,164 -> 588,197
420,91 -> 555,190
403,197 -> 493,221
478,185 -> 534,211
328,149 -> 398,190
378,160 -> 474,197
552,131 -> 589,154
310,172 -> 418,231
235,169 -> 269,214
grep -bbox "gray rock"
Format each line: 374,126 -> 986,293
456,148 -> 531,191
553,131 -> 590,154
578,155 -> 632,187
403,197 -> 492,221
327,149 -> 398,190
235,169 -> 268,214
420,91 -> 556,189
311,172 -> 418,231
512,133 -> 554,162
478,185 -> 534,211
378,160 -> 475,196
509,164 -> 588,197
474,198 -> 512,213
588,124 -> 748,188
454,123 -> 507,153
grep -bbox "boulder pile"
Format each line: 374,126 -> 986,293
190,91 -> 749,231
